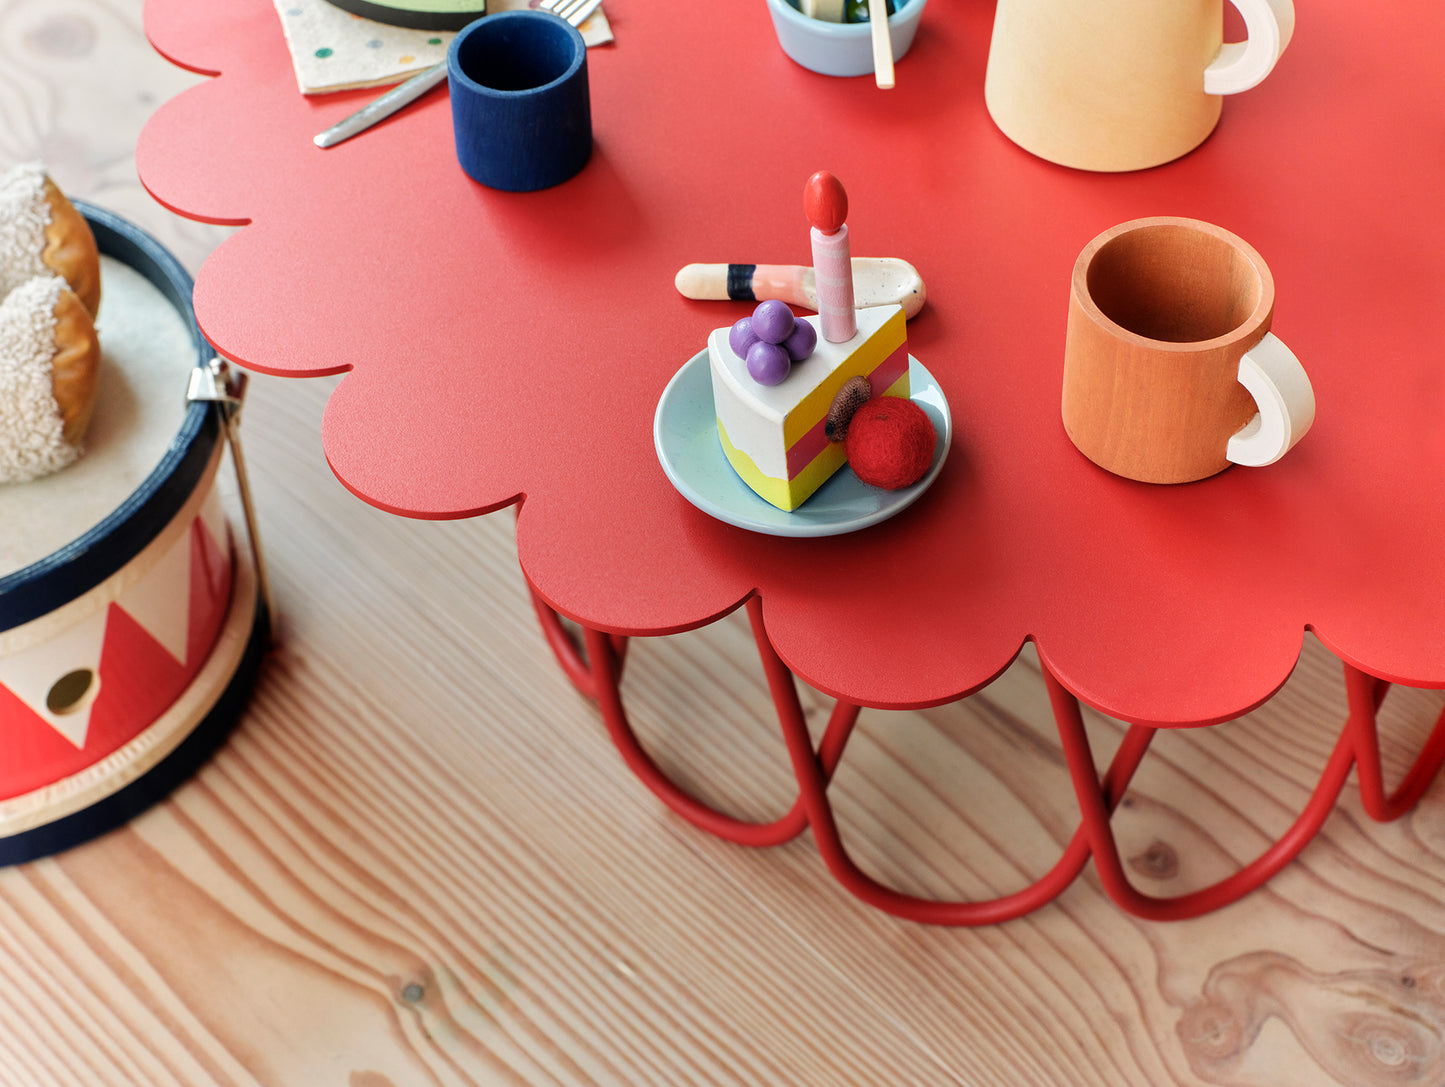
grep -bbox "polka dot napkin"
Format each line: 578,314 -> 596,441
272,0 -> 613,94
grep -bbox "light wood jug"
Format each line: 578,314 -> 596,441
985,0 -> 1295,171
1061,218 -> 1315,484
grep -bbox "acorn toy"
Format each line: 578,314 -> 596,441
0,162 -> 102,484
825,376 -> 872,442
0,162 -> 101,317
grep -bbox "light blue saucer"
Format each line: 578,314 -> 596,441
654,351 -> 951,537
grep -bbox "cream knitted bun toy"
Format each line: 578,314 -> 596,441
0,162 -> 101,484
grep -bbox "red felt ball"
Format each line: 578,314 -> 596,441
845,396 -> 936,490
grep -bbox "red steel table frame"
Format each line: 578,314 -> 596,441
532,592 -> 1445,924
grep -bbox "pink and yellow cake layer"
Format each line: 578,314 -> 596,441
707,305 -> 908,511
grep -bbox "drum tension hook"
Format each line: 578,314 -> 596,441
188,357 -> 275,630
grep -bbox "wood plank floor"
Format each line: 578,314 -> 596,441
3,2 -> 1445,1084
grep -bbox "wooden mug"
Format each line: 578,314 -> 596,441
1061,217 -> 1315,484
447,11 -> 592,192
984,0 -> 1295,172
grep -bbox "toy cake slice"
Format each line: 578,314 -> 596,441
709,303 -> 908,510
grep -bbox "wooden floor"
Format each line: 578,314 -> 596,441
5,3 -> 1445,1084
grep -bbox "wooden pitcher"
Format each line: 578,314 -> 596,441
984,0 -> 1294,172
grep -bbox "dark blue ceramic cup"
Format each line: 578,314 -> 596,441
447,11 -> 592,192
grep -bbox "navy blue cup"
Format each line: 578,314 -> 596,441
447,11 -> 592,192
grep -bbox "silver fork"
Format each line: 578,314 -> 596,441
314,0 -> 604,150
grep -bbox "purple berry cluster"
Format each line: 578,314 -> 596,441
728,299 -> 818,386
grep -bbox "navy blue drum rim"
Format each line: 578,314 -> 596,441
0,201 -> 218,632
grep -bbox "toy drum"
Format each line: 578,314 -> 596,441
0,203 -> 267,864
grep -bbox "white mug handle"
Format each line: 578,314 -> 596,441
1226,332 -> 1315,467
1204,0 -> 1296,95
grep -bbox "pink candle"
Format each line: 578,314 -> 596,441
804,171 -> 856,343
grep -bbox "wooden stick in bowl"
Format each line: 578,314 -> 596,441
870,0 -> 895,88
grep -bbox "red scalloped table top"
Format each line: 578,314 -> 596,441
138,0 -> 1445,724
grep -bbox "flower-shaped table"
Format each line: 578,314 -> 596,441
138,0 -> 1445,923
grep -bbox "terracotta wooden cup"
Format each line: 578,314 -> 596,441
1061,217 -> 1315,484
984,0 -> 1295,172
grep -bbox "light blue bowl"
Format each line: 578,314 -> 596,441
765,0 -> 927,78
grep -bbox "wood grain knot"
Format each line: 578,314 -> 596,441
23,15 -> 97,59
1179,951 -> 1445,1086
1176,1000 -> 1247,1063
1128,838 -> 1178,880
349,1073 -> 398,1087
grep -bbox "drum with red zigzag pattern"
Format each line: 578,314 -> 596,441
0,204 -> 267,864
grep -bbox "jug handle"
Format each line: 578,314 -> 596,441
1205,0 -> 1295,95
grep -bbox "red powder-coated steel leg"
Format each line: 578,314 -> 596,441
745,597 -> 1159,924
583,620 -> 860,848
528,585 -> 629,700
1041,660 -> 1445,922
1346,664 -> 1445,822
1045,668 -> 1358,920
535,581 -> 1445,924
576,596 -> 1157,919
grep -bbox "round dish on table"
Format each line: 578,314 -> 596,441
654,352 -> 952,538
319,0 -> 486,30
